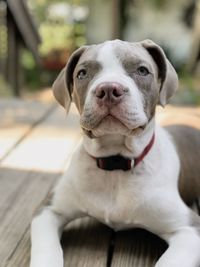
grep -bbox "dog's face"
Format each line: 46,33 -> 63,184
53,40 -> 178,137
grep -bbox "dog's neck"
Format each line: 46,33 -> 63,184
83,118 -> 155,158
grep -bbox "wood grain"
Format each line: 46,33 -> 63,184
0,168 -> 58,267
62,218 -> 112,267
111,229 -> 167,267
0,102 -> 80,266
0,98 -> 55,161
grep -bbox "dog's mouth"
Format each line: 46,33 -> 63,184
81,112 -> 146,137
102,114 -> 143,128
101,113 -> 146,129
103,114 -> 119,122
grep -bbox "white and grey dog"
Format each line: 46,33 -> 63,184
30,39 -> 200,267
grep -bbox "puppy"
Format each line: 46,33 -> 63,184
30,39 -> 200,267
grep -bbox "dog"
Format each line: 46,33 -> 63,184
30,39 -> 200,267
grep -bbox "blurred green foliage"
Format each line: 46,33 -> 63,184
29,0 -> 88,23
21,50 -> 60,90
39,23 -> 74,56
39,23 -> 86,56
23,0 -> 87,90
22,50 -> 36,69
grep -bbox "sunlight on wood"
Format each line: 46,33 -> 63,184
1,134 -> 81,172
156,106 -> 200,129
1,103 -> 81,173
0,98 -> 53,160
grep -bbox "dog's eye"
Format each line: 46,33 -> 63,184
77,69 -> 87,79
137,66 -> 149,76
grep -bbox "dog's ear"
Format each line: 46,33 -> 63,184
141,39 -> 178,107
53,46 -> 88,112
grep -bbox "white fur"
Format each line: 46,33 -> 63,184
30,209 -> 64,267
30,41 -> 200,267
156,228 -> 200,267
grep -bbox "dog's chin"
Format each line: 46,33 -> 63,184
82,115 -> 145,138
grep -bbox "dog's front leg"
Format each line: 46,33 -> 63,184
155,212 -> 200,267
30,208 -> 67,267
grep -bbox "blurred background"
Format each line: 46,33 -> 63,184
0,0 -> 200,105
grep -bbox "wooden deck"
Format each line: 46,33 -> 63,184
1,92 -> 200,267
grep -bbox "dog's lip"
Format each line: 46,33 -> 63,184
104,114 -> 115,119
103,113 -> 123,123
102,113 -> 146,131
81,112 -> 146,132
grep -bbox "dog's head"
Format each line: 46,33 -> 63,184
53,40 -> 178,137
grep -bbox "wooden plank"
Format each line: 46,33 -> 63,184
7,0 -> 41,63
111,229 -> 167,267
6,12 -> 20,96
0,168 -> 58,267
1,104 -> 80,172
0,98 -> 55,161
5,229 -> 31,267
0,104 -> 81,266
62,218 -> 112,267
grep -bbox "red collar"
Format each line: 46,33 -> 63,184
91,133 -> 155,171
134,133 -> 155,167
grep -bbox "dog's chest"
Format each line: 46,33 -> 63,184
78,170 -> 151,231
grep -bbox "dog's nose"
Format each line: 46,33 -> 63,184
95,82 -> 125,104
